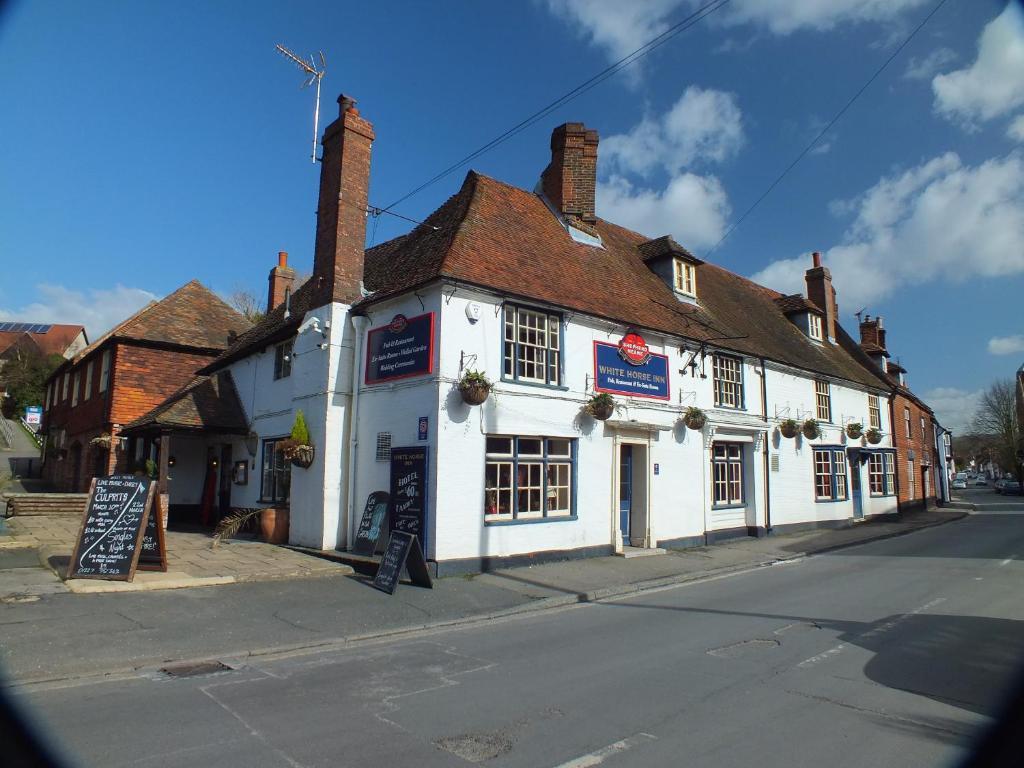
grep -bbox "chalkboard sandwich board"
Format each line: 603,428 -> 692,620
67,476 -> 157,581
371,531 -> 433,595
353,491 -> 390,556
137,491 -> 168,572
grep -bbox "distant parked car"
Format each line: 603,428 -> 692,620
1001,479 -> 1021,495
952,478 -> 967,490
973,476 -> 987,486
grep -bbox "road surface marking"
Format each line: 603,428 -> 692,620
1000,557 -> 1013,566
551,732 -> 658,768
797,598 -> 945,669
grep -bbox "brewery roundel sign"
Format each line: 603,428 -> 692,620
618,331 -> 652,366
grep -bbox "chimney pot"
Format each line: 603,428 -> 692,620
812,251 -> 822,268
278,251 -> 288,268
338,94 -> 357,116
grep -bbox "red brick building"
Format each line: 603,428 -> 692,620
857,315 -> 940,511
40,281 -> 250,491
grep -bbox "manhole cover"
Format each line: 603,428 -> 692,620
436,732 -> 513,762
159,660 -> 233,678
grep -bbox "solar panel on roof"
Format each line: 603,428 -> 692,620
0,322 -> 53,334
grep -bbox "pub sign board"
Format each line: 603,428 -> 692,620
67,476 -> 156,581
593,333 -> 670,401
365,312 -> 436,385
389,446 -> 428,557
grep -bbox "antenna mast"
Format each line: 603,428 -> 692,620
275,44 -> 326,163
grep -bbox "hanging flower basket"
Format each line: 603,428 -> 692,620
845,422 -> 864,440
585,393 -> 616,421
683,407 -> 706,430
458,370 -> 492,406
288,444 -> 315,468
279,410 -> 315,468
779,419 -> 799,439
865,428 -> 883,445
802,418 -> 821,440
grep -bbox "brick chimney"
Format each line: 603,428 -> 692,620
267,251 -> 295,313
541,123 -> 599,228
805,251 -> 837,343
858,314 -> 889,371
311,94 -> 375,306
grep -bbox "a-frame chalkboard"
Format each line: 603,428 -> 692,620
67,476 -> 160,581
371,532 -> 433,595
352,491 -> 390,556
137,491 -> 168,572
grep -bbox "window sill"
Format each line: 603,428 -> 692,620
711,503 -> 746,510
485,515 -> 577,526
815,498 -> 849,504
499,377 -> 569,392
257,500 -> 290,507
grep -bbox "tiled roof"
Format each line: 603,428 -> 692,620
0,324 -> 85,358
773,294 -> 823,316
121,372 -> 248,434
860,341 -> 889,356
636,235 -> 702,264
361,171 -> 892,391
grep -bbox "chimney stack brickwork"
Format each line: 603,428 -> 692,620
804,252 -> 837,342
267,251 -> 296,312
311,94 -> 375,306
541,123 -> 599,229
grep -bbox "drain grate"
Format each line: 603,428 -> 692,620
159,660 -> 233,678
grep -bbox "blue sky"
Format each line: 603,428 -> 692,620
2,0 -> 1022,431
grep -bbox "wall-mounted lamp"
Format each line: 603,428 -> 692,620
168,456 -> 176,468
245,431 -> 259,457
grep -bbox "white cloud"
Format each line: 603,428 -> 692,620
544,0 -> 929,64
0,284 -> 158,342
902,47 -> 958,80
987,335 -> 1024,356
597,172 -> 730,249
750,151 -> 1024,309
922,386 -> 983,434
1009,115 -> 1024,142
933,3 -> 1024,127
602,87 -> 744,176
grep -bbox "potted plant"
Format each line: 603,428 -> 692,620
779,418 -> 799,438
212,506 -> 289,546
585,392 -> 616,420
845,421 -> 864,440
280,410 -> 315,468
802,418 -> 820,440
683,406 -> 706,430
458,369 -> 492,406
865,427 -> 883,445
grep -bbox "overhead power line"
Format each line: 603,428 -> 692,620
704,0 -> 951,257
380,0 -> 731,214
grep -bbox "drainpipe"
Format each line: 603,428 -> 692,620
758,358 -> 771,534
888,393 -> 901,512
346,314 -> 370,549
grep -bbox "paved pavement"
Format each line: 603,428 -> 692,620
0,506 -> 967,686
8,504 -> 1023,767
0,417 -> 42,486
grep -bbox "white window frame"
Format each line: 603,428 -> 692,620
868,452 -> 895,496
99,349 -> 111,392
808,313 -> 823,341
71,371 -> 80,407
712,443 -> 744,506
83,361 -> 93,401
815,380 -> 831,422
904,407 -> 911,438
868,394 -> 880,430
502,305 -> 561,387
713,355 -> 743,409
274,340 -> 293,380
814,448 -> 848,501
673,258 -> 696,297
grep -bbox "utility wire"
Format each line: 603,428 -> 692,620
380,0 -> 731,214
704,0 -> 951,257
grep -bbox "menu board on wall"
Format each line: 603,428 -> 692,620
365,312 -> 436,385
389,446 -> 428,557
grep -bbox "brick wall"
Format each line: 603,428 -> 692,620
891,391 -> 938,511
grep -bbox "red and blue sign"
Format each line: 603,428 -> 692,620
365,312 -> 436,385
594,332 -> 670,401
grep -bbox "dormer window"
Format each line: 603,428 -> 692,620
809,313 -> 823,341
673,258 -> 696,297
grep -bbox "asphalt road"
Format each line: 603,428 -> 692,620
9,506 -> 1024,768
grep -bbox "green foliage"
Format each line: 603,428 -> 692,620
588,392 -> 615,408
212,507 -> 264,547
144,459 -> 158,479
459,369 -> 492,388
290,410 -> 311,445
1,351 -> 64,418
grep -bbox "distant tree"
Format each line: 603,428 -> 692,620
1,350 -> 64,417
226,287 -> 264,325
972,379 -> 1022,482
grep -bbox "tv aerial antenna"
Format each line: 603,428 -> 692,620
275,44 -> 326,163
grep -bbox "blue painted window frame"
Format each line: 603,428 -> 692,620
484,435 -> 577,525
812,446 -> 848,502
501,303 -> 565,389
712,353 -> 745,410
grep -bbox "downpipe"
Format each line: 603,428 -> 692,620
346,314 -> 370,549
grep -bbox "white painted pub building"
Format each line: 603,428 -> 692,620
133,94 -> 898,574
